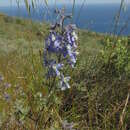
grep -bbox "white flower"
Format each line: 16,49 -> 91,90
67,44 -> 72,50
59,75 -> 71,90
52,34 -> 56,41
75,51 -> 79,55
72,31 -> 78,40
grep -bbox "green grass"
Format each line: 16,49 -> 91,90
0,13 -> 129,130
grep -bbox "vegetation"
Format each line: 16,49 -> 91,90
0,13 -> 129,130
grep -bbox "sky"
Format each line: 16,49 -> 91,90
0,0 -> 129,7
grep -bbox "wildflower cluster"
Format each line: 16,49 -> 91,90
43,10 -> 79,90
0,73 -> 11,101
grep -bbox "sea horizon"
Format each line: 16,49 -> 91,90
0,3 -> 130,35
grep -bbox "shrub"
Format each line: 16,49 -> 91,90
4,16 -> 14,23
100,37 -> 129,77
15,18 -> 25,25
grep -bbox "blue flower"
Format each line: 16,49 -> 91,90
4,93 -> 11,101
4,83 -> 11,89
66,44 -> 79,68
59,74 -> 71,90
52,63 -> 64,76
45,32 -> 63,54
54,40 -> 60,48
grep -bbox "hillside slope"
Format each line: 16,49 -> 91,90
0,14 -> 129,130
0,13 -> 103,74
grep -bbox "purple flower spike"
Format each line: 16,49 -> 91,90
43,9 -> 79,90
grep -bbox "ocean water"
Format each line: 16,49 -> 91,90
0,4 -> 130,35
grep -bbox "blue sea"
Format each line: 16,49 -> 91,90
0,4 -> 130,35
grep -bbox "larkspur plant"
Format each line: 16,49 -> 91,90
43,9 -> 79,91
